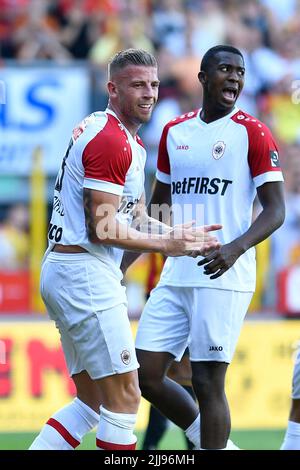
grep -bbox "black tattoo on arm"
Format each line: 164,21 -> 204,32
83,188 -> 96,241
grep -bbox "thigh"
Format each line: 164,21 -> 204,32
54,318 -> 85,377
69,303 -> 139,380
41,258 -> 137,380
135,285 -> 189,359
72,370 -> 102,412
167,350 -> 192,385
136,349 -> 175,382
41,256 -> 126,329
188,288 -> 253,363
49,302 -> 138,381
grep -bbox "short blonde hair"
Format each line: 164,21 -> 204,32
108,49 -> 157,79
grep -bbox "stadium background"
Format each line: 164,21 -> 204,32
0,0 -> 300,450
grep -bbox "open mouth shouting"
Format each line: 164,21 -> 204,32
222,86 -> 239,104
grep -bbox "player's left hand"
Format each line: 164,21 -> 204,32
197,241 -> 244,279
186,242 -> 221,258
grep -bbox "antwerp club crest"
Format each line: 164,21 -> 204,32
212,141 -> 226,160
121,350 -> 131,365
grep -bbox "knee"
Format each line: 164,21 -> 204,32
76,392 -> 102,413
75,384 -> 102,413
118,381 -> 141,412
192,373 -> 224,400
137,351 -> 172,399
138,367 -> 162,399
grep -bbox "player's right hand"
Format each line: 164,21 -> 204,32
161,222 -> 222,257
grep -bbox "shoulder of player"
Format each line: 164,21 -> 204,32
163,109 -> 199,133
89,113 -> 145,150
83,112 -> 131,152
231,110 -> 272,138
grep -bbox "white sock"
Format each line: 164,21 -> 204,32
225,439 -> 240,450
29,398 -> 99,450
184,414 -> 239,450
281,420 -> 300,450
184,414 -> 200,449
96,405 -> 137,450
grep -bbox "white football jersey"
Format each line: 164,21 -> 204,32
156,107 -> 284,292
45,109 -> 146,303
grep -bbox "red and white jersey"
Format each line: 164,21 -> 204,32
156,107 -> 284,292
45,109 -> 146,303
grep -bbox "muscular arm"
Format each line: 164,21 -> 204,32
83,187 -> 219,258
233,181 -> 285,252
84,187 -> 164,252
120,180 -> 171,273
198,181 -> 285,279
131,189 -> 172,236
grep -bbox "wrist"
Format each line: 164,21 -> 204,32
233,238 -> 248,255
160,237 -> 168,255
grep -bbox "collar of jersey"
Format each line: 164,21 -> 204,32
106,108 -> 138,143
197,106 -> 239,127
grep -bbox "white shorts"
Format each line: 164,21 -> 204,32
292,347 -> 300,399
40,252 -> 139,380
136,284 -> 253,363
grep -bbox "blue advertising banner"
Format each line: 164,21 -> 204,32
0,66 -> 90,175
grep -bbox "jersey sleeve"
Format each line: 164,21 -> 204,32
82,134 -> 132,196
247,123 -> 284,188
156,124 -> 171,184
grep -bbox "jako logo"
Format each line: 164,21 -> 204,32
209,346 -> 223,351
176,145 -> 189,150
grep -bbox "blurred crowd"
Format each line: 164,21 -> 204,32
0,0 -> 300,313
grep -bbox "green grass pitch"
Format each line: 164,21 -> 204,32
0,428 -> 285,450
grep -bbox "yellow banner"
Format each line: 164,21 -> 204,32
0,320 -> 299,431
227,321 -> 299,428
29,146 -> 46,313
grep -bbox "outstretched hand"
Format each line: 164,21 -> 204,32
163,221 -> 222,258
184,224 -> 222,258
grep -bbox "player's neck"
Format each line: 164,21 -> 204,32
200,102 -> 235,124
107,104 -> 140,138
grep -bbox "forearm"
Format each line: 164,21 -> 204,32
121,215 -> 170,273
233,206 -> 285,254
90,218 -> 167,253
138,213 -> 172,235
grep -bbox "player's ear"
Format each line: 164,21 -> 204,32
198,71 -> 206,86
107,80 -> 117,98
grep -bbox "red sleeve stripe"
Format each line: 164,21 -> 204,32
46,418 -> 80,448
231,111 -> 282,178
157,110 -> 199,176
157,124 -> 170,175
83,114 -> 132,186
96,438 -> 136,450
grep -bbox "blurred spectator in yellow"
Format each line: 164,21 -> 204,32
89,13 -> 154,67
0,204 -> 29,270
